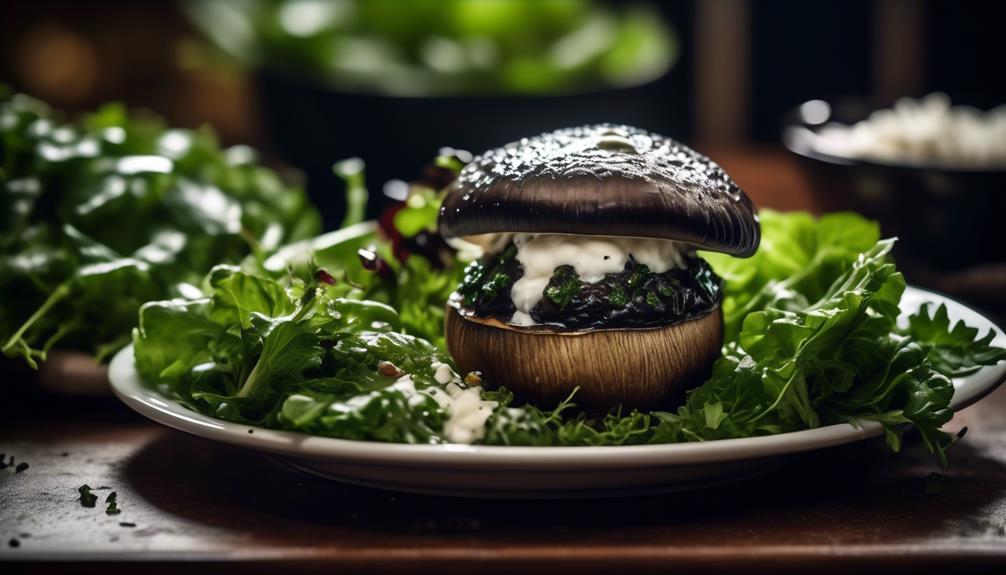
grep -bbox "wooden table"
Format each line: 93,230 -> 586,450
3,380 -> 1006,574
3,148 -> 1006,573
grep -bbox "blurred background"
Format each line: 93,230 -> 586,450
2,0 -> 1004,306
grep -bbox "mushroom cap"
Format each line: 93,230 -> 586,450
439,124 -> 760,256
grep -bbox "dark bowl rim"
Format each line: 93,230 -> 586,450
253,64 -> 677,102
781,99 -> 1006,175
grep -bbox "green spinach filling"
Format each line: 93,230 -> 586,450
456,242 -> 721,330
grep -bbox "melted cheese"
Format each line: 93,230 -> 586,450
508,233 -> 688,326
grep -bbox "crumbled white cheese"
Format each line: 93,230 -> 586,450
424,363 -> 498,444
443,386 -> 495,444
508,233 -> 688,325
431,361 -> 455,385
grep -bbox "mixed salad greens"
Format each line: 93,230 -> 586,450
133,199 -> 1006,464
185,0 -> 676,96
0,89 -> 319,366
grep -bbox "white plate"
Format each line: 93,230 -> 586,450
109,286 -> 1006,498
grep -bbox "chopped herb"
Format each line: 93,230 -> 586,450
655,276 -> 678,297
482,271 -> 512,300
8,538 -> 19,548
645,291 -> 661,309
78,485 -> 97,508
543,265 -> 581,310
15,462 -> 28,473
459,261 -> 486,305
607,284 -> 628,307
456,243 -> 520,314
247,429 -> 254,434
625,262 -> 651,288
119,522 -> 136,528
105,492 -> 120,515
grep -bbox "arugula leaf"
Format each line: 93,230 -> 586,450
237,317 -> 325,399
703,209 -> 880,340
134,264 -> 455,435
904,303 -> 1006,377
660,226 -> 996,466
133,298 -> 218,383
208,264 -> 296,329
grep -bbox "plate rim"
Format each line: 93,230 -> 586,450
109,285 -> 1006,469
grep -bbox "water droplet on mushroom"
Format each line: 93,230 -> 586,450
596,132 -> 638,154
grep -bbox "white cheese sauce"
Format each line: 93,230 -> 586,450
508,233 -> 689,326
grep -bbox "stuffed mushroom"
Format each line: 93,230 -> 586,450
439,125 -> 760,411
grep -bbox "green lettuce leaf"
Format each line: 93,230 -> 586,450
1,89 -> 320,366
703,209 -> 880,340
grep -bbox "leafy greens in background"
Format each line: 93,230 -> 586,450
185,0 -> 677,97
0,88 -> 320,366
133,208 -> 1006,464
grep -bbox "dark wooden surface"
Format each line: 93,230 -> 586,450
3,149 -> 1006,574
2,383 -> 1005,574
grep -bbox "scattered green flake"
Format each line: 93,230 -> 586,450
78,485 -> 97,508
